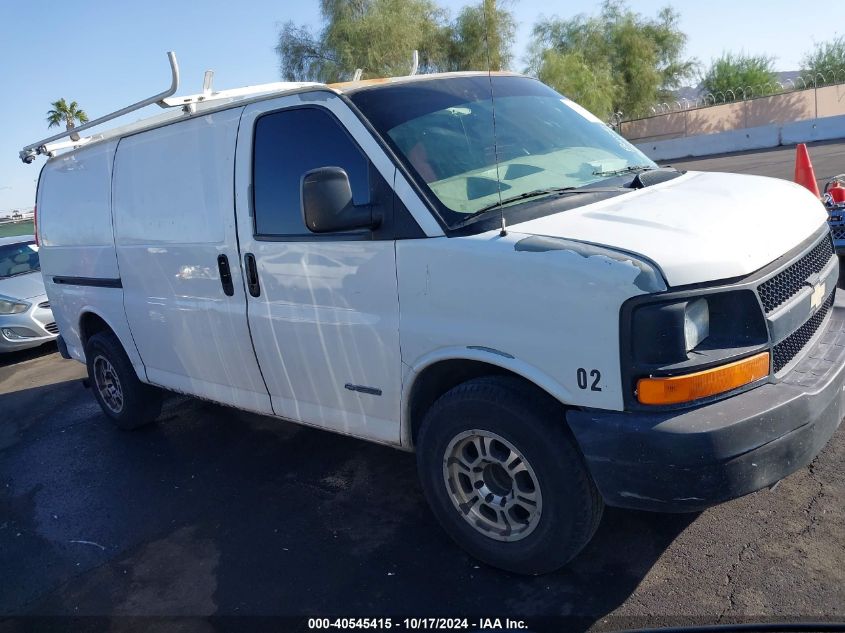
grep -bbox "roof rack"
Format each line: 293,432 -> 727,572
19,52 -> 181,164
19,52 -> 322,164
159,74 -> 318,111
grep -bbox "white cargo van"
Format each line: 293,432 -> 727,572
24,63 -> 845,574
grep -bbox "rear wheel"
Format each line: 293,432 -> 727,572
85,331 -> 162,430
416,376 -> 603,575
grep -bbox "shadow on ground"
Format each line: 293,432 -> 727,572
0,384 -> 696,631
0,342 -> 57,368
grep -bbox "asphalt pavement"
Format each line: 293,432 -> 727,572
2,141 -> 845,632
671,139 -> 845,190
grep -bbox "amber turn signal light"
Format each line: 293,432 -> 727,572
637,352 -> 770,406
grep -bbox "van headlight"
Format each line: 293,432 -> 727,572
630,297 -> 713,364
625,289 -> 770,407
0,296 -> 29,314
683,298 -> 709,352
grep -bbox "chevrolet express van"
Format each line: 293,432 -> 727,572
29,72 -> 844,574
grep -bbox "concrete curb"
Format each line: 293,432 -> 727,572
782,115 -> 845,145
635,114 -> 845,161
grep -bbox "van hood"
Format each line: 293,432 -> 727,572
508,171 -> 829,287
0,270 -> 46,301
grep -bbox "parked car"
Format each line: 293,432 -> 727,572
30,72 -> 844,575
0,234 -> 58,352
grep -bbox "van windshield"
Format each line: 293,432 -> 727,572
0,241 -> 40,279
349,75 -> 655,228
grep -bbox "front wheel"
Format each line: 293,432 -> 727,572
416,376 -> 603,575
85,331 -> 162,430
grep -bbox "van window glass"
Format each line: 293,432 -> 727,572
350,76 -> 655,227
253,108 -> 369,236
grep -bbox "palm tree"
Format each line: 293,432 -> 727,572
46,98 -> 89,142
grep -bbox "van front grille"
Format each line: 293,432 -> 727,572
772,290 -> 835,372
757,234 -> 834,313
43,322 -> 59,334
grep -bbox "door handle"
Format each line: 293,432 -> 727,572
244,253 -> 260,298
217,254 -> 234,296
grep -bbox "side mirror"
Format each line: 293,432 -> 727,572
301,166 -> 374,234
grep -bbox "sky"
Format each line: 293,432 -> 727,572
0,0 -> 841,213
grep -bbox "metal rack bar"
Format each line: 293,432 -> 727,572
19,52 -> 180,164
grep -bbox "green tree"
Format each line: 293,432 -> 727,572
529,0 -> 696,119
801,36 -> 845,84
536,50 -> 616,118
445,0 -> 515,72
699,52 -> 777,99
275,0 -> 515,83
46,98 -> 89,141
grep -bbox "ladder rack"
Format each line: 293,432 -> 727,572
159,78 -> 318,110
20,52 -> 181,164
19,52 -> 322,164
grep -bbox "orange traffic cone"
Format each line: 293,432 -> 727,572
794,143 -> 821,198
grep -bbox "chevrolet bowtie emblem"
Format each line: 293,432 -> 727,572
810,281 -> 826,310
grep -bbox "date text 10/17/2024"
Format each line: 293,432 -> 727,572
307,618 -> 529,630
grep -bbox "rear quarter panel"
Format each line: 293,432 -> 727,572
36,140 -> 143,372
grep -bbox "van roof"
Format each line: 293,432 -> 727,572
38,71 -> 522,161
328,70 -> 519,93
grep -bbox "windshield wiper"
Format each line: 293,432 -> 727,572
454,186 -> 620,228
592,164 -> 655,177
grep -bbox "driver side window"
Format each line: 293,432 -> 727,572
252,107 -> 370,237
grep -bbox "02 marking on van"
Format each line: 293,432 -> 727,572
576,368 -> 602,392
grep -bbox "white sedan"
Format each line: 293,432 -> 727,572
0,235 -> 57,352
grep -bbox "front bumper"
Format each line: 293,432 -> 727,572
567,292 -> 845,512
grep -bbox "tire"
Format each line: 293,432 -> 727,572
416,376 -> 603,575
85,331 -> 162,430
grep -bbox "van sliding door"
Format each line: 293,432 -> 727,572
112,107 -> 273,415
